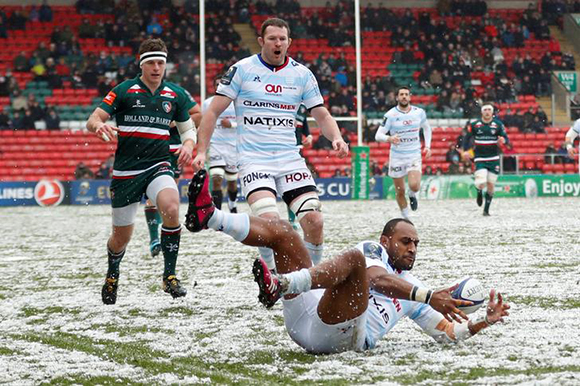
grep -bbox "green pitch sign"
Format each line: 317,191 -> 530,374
556,71 -> 578,93
351,146 -> 370,199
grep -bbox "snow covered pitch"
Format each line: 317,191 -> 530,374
1,198 -> 579,384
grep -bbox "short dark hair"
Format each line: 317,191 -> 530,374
396,86 -> 411,95
138,38 -> 168,56
260,18 -> 291,38
381,218 -> 414,237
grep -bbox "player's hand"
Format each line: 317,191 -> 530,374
424,147 -> 432,159
462,151 -> 472,162
95,123 -> 118,142
333,138 -> 349,158
303,135 -> 313,148
192,153 -> 206,172
484,289 -> 510,325
498,137 -> 506,145
429,285 -> 471,323
567,147 -> 576,158
221,118 -> 232,128
388,135 -> 401,145
176,142 -> 194,168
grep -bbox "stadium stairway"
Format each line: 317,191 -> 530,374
233,24 -> 260,54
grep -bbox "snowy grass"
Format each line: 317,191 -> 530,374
1,198 -> 580,384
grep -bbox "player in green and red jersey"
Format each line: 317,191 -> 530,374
87,38 -> 197,304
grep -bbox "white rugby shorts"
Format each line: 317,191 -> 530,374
239,159 -> 316,199
388,155 -> 422,178
208,142 -> 238,174
282,289 -> 368,354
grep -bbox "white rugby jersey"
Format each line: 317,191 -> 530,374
572,119 -> 580,135
376,106 -> 432,160
216,54 -> 324,166
355,240 -> 442,349
203,96 -> 237,150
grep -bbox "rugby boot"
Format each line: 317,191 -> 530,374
163,275 -> 187,298
230,207 -> 238,214
150,240 -> 161,257
185,170 -> 215,232
102,277 -> 118,305
476,189 -> 483,207
409,196 -> 418,211
483,209 -> 490,216
252,258 -> 282,308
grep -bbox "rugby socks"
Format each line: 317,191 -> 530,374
106,248 -> 125,279
304,241 -> 323,265
279,268 -> 312,295
211,190 -> 223,209
408,190 -> 416,198
401,207 -> 410,219
484,193 -> 493,214
258,247 -> 276,271
161,225 -> 181,277
207,208 -> 250,242
287,207 -> 296,224
227,189 -> 238,212
144,206 -> 161,243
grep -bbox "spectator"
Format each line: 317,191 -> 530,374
502,143 -> 517,172
556,141 -> 574,164
11,111 -> 25,130
313,134 -> 333,150
74,162 -> 94,179
544,142 -> 557,164
13,51 -> 29,72
445,143 -> 461,165
0,108 -> 11,130
530,116 -> 546,133
44,108 -> 61,130
11,90 -> 28,112
39,0 -> 53,22
424,165 -> 434,175
95,162 -> 111,179
21,109 -> 36,129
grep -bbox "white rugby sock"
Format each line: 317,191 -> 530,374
258,247 -> 276,271
304,241 -> 323,265
401,207 -> 410,219
408,190 -> 417,198
281,268 -> 312,295
207,209 -> 250,242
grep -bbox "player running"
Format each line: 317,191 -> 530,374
203,76 -> 239,214
375,86 -> 432,219
87,38 -> 197,304
192,18 -> 349,271
185,170 -> 510,353
463,104 -> 509,216
145,93 -> 201,257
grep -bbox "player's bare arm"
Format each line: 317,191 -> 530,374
311,106 -> 349,158
87,107 -> 117,142
565,126 -> 577,157
367,266 -> 470,323
192,95 -> 232,171
189,104 -> 202,128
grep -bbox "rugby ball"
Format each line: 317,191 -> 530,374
451,277 -> 486,314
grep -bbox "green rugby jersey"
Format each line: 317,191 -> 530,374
465,118 -> 509,163
99,76 -> 194,179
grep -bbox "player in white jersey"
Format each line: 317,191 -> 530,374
191,18 -> 349,271
564,118 -> 580,162
203,76 -> 239,213
375,87 -> 432,219
184,171 -> 510,354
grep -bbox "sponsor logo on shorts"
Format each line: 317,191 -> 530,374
284,172 -> 311,183
244,116 -> 294,127
242,172 -> 271,185
34,180 -> 65,207
390,166 -> 402,172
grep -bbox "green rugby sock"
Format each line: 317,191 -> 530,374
107,248 -> 125,279
161,225 -> 181,278
145,206 -> 161,243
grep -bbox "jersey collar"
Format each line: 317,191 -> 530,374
258,54 -> 289,72
395,105 -> 413,114
137,75 -> 165,95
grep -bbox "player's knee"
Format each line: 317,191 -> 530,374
408,182 -> 420,192
300,211 -> 323,235
290,194 -> 322,222
159,202 -> 180,223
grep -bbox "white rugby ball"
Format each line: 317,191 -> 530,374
451,277 -> 486,314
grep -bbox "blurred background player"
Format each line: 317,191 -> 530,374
185,171 -> 510,354
288,103 -> 313,230
463,104 -> 509,216
145,90 -> 201,257
564,117 -> 580,162
203,75 -> 239,214
87,38 -> 197,304
375,87 -> 432,219
192,18 -> 349,272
